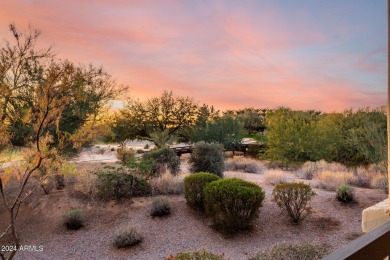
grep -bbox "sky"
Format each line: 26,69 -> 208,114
0,0 -> 387,112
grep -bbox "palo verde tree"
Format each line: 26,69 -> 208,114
191,114 -> 244,152
0,23 -> 121,151
0,24 -> 122,260
115,90 -> 198,146
236,107 -> 266,135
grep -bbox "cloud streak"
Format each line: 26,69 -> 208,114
0,0 -> 386,112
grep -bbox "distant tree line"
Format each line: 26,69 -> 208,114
110,91 -> 268,151
265,107 -> 387,170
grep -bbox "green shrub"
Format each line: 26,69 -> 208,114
247,144 -> 267,158
113,225 -> 142,248
336,184 -> 354,203
273,182 -> 315,223
204,178 -> 265,233
165,251 -> 225,260
250,242 -> 329,260
184,172 -> 220,210
189,142 -> 224,177
150,196 -> 171,217
95,166 -> 150,201
62,209 -> 84,230
143,147 -> 180,175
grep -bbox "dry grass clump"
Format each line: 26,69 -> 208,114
353,167 -> 377,188
225,157 -> 263,173
150,196 -> 171,217
72,172 -> 98,199
316,171 -> 357,191
296,161 -> 318,180
113,224 -> 143,249
149,172 -> 188,195
315,160 -> 348,173
264,170 -> 287,185
297,160 -> 349,180
370,174 -> 388,193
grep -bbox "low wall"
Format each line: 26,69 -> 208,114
362,199 -> 390,233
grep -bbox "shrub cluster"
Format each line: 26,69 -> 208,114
184,172 -> 220,210
165,251 -> 225,260
150,196 -> 171,217
95,166 -> 150,201
62,209 -> 84,230
113,225 -> 143,248
204,178 -> 265,232
273,182 -> 315,223
143,147 -> 180,175
189,142 -> 225,177
251,242 -> 329,260
336,184 -> 354,203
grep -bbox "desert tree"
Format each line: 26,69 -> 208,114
0,23 -> 122,260
118,90 -> 198,146
0,23 -> 122,149
236,107 -> 266,135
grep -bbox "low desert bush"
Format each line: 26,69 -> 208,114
143,147 -> 180,175
273,182 -> 315,223
150,196 -> 171,217
62,208 -> 84,230
264,169 -> 287,185
95,166 -> 150,201
184,172 -> 220,210
250,242 -> 329,260
204,178 -> 265,232
336,184 -> 355,203
113,225 -> 143,248
165,251 -> 225,260
149,172 -> 188,195
316,170 -> 357,191
189,142 -> 225,177
116,147 -> 136,162
371,174 -> 389,193
225,157 -> 263,173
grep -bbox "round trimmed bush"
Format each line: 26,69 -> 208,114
189,142 -> 225,177
204,178 -> 265,232
336,184 -> 354,203
184,172 -> 220,210
273,182 -> 315,223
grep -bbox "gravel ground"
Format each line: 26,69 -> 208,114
1,167 -> 387,260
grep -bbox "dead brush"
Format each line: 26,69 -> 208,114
225,157 -> 263,173
315,171 -> 357,191
149,171 -> 188,195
